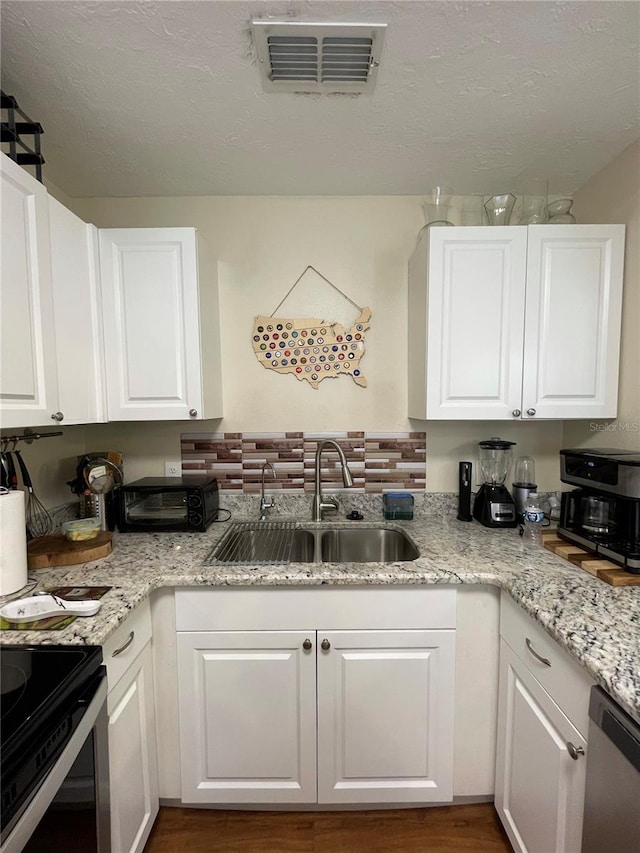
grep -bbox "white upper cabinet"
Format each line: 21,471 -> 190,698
0,154 -> 59,428
48,197 -> 107,424
522,225 -> 624,419
2,168 -> 222,427
408,224 -> 625,421
409,227 -> 527,420
99,227 -> 222,421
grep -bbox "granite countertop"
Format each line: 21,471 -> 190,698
2,514 -> 639,723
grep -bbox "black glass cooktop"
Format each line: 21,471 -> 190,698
0,645 -> 102,767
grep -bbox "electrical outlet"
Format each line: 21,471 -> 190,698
164,461 -> 182,477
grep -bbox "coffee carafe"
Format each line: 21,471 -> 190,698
472,438 -> 517,528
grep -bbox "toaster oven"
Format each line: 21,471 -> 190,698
116,476 -> 219,532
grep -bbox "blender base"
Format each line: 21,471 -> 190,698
473,484 -> 517,528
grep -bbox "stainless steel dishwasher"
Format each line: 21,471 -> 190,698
581,686 -> 640,853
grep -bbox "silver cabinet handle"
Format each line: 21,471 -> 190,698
512,409 -> 522,418
51,411 -> 64,422
525,637 -> 551,667
526,408 -> 536,416
189,408 -> 198,417
111,631 -> 134,657
302,638 -> 312,651
321,639 -> 331,651
567,742 -> 585,760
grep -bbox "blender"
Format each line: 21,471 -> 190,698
512,455 -> 538,522
472,438 -> 517,528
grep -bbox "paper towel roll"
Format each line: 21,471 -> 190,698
0,490 -> 28,596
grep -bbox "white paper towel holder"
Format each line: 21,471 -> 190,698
0,486 -> 30,596
0,482 -> 36,603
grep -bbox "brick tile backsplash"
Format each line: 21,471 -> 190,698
181,431 -> 426,493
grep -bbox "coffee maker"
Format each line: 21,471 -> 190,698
472,438 -> 517,528
558,448 -> 640,573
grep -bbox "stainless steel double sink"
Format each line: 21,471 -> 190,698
205,521 -> 419,565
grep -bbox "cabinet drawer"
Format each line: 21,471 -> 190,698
500,593 -> 593,736
103,598 -> 152,692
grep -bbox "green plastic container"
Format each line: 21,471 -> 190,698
382,492 -> 414,521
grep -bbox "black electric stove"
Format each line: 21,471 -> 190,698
1,644 -> 104,838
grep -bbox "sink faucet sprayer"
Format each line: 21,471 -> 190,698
259,461 -> 276,520
312,440 -> 354,522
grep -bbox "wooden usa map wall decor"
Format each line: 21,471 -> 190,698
252,266 -> 372,389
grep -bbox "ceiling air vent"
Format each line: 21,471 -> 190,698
251,21 -> 387,94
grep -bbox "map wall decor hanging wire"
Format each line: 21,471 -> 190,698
252,265 -> 372,389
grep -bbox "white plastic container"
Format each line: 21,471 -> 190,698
62,517 -> 101,542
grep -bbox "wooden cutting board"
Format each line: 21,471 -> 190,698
27,532 -> 113,569
542,532 -> 640,586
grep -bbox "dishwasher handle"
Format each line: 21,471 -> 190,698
589,686 -> 640,773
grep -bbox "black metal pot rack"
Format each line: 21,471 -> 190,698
1,91 -> 45,182
1,429 -> 63,449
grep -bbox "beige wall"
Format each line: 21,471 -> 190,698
564,140 -> 640,451
69,195 -> 565,493
14,161 -> 638,510
4,425 -> 88,509
43,176 -> 76,210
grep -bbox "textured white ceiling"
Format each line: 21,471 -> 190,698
1,1 -> 638,197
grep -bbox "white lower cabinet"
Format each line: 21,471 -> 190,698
175,588 -> 456,807
495,595 -> 593,853
104,601 -> 159,853
316,629 -> 455,804
177,630 -> 317,804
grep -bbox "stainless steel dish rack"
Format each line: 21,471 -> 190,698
205,520 -> 299,566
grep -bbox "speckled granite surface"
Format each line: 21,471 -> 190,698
2,506 -> 638,723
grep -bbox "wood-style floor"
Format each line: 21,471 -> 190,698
143,804 -> 513,853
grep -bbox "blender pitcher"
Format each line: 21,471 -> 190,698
479,438 -> 514,485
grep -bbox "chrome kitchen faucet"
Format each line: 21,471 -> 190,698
259,461 -> 276,520
312,439 -> 354,522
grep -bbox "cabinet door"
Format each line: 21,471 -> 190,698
177,630 -> 317,804
495,640 -> 587,853
49,198 -> 107,424
0,154 -> 59,428
108,642 -> 159,853
522,225 -> 625,419
99,228 -> 203,420
409,227 -> 527,420
317,629 -> 455,804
